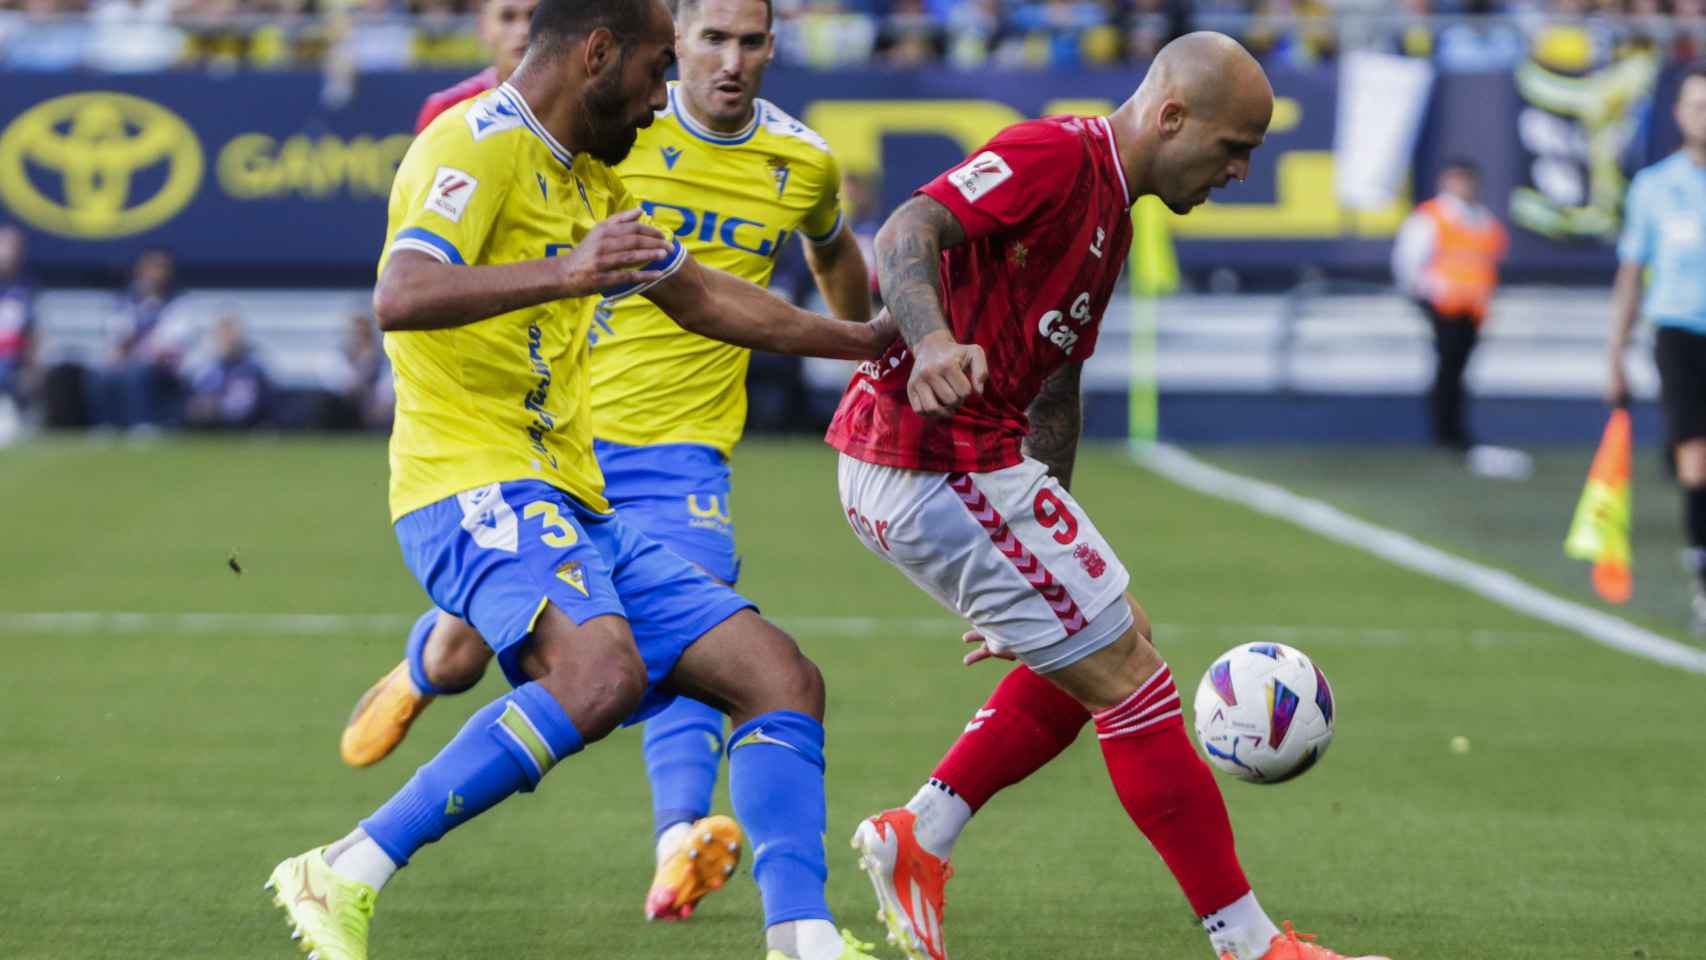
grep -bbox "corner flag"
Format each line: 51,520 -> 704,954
1565,408 -> 1633,603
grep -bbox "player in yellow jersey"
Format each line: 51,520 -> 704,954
594,0 -> 874,921
338,0 -> 874,927
264,1 -> 888,958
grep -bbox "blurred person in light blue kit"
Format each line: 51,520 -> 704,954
1606,66 -> 1706,631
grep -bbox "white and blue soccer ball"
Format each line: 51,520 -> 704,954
1192,642 -> 1335,784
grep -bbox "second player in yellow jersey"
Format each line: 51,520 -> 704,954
586,9 -> 873,920
590,79 -> 856,452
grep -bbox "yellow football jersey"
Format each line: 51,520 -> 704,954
588,82 -> 845,455
380,84 -> 685,520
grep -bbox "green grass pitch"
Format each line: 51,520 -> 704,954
0,437 -> 1699,959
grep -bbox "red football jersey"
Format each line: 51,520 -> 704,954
414,67 -> 499,134
826,115 -> 1134,473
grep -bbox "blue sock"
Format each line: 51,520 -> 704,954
405,608 -> 480,696
361,682 -> 583,866
727,710 -> 832,926
642,697 -> 726,835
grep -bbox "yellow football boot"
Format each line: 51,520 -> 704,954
263,847 -> 376,960
764,929 -> 883,959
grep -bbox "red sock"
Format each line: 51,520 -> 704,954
1093,664 -> 1251,917
931,664 -> 1090,811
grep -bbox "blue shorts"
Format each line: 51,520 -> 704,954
595,439 -> 739,584
394,479 -> 755,724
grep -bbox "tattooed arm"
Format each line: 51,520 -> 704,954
874,195 -> 989,416
1023,362 -> 1083,491
875,195 -> 963,342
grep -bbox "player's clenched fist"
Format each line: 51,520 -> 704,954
557,209 -> 676,297
907,329 -> 989,417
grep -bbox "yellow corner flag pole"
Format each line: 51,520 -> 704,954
1565,407 -> 1633,603
1128,197 -> 1179,451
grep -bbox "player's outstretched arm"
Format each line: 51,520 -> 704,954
801,226 -> 873,324
373,210 -> 674,332
1023,361 -> 1083,491
642,256 -> 894,361
874,195 -> 987,417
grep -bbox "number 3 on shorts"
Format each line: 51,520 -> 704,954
524,501 -> 579,547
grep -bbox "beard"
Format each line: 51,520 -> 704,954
581,67 -> 642,166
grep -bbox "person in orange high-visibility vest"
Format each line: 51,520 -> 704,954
1392,158 -> 1510,457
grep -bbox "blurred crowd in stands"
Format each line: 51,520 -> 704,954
0,225 -> 396,438
0,171 -> 890,438
0,0 -> 1704,72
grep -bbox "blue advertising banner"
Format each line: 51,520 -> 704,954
0,65 -> 1685,284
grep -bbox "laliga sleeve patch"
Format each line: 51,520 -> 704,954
948,151 -> 1013,204
425,166 -> 478,223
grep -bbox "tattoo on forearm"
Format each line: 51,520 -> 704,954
877,196 -> 967,347
1024,363 -> 1083,491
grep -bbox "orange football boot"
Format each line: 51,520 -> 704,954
644,814 -> 743,921
850,809 -> 953,960
1224,921 -> 1391,960
339,662 -> 434,767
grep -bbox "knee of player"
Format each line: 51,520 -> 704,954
753,638 -> 826,722
534,642 -> 647,742
578,656 -> 649,741
1120,619 -> 1163,672
1124,593 -> 1153,643
424,618 -> 491,688
788,650 -> 826,719
1676,439 -> 1706,487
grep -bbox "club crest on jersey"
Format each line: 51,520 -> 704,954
1072,542 -> 1106,578
555,560 -> 589,596
425,166 -> 477,223
768,157 -> 791,198
661,145 -> 682,169
949,151 -> 1013,204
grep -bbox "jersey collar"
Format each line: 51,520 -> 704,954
669,84 -> 758,146
1097,116 -> 1133,208
497,82 -> 575,168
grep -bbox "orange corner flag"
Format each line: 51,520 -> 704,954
1565,408 -> 1633,603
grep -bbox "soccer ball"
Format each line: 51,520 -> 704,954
1192,642 -> 1335,784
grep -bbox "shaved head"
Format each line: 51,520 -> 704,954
1113,31 -> 1275,214
1137,31 -> 1272,123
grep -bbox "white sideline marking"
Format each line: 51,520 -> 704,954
0,611 -> 964,636
1138,444 -> 1706,676
0,609 -> 1578,648
0,611 -> 418,634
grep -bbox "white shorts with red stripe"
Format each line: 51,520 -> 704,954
837,453 -> 1133,672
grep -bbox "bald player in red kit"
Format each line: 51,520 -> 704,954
413,0 -> 536,133
830,32 -> 1390,960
